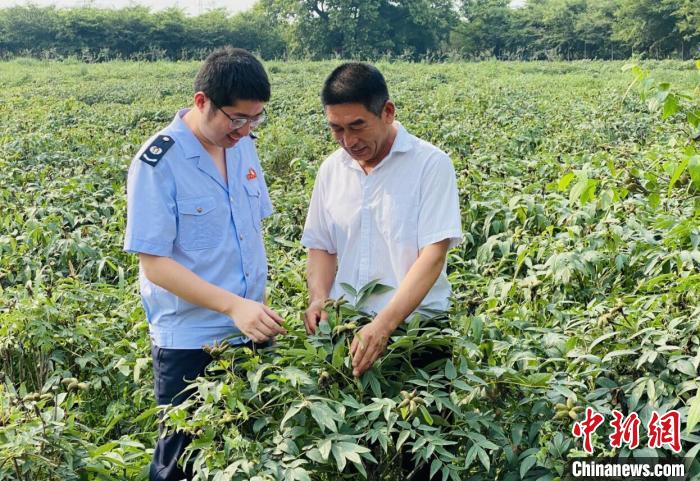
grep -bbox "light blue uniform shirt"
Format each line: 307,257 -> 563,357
124,109 -> 273,349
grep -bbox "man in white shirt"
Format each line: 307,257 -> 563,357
301,62 -> 462,379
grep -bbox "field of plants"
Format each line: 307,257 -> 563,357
0,59 -> 699,480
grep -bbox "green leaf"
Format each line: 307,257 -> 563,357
319,439 -> 332,461
331,442 -> 369,472
364,370 -> 382,398
340,283 -> 357,297
306,448 -> 324,463
674,360 -> 696,377
285,467 -> 311,481
687,395 -> 700,434
430,459 -> 442,479
332,443 -> 347,471
397,430 -> 411,451
662,93 -> 678,120
520,455 -> 537,478
445,360 -> 457,380
558,172 -> 575,191
688,155 -> 700,189
281,402 -> 303,428
332,340 -> 346,369
309,403 -> 338,433
419,405 -> 433,426
668,157 -> 690,196
590,331 -> 616,351
476,446 -> 490,472
602,349 -> 638,363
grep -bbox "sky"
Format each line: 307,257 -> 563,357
1,0 -> 527,15
0,0 -> 257,16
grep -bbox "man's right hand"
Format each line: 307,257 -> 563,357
226,297 -> 286,343
304,299 -> 328,335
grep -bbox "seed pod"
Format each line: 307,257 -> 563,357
569,410 -> 578,421
67,381 -> 79,392
40,394 -> 52,401
61,378 -> 78,387
398,398 -> 410,409
410,389 -> 417,399
400,390 -> 409,399
409,400 -> 417,415
77,383 -> 89,391
555,403 -> 568,411
413,397 -> 425,405
566,397 -> 575,409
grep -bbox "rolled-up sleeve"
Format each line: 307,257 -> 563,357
124,156 -> 177,257
301,165 -> 336,254
417,153 -> 463,250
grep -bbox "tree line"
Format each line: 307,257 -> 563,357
1,0 -> 699,61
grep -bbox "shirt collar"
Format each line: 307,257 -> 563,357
167,108 -> 253,160
167,109 -> 206,159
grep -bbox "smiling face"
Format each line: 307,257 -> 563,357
324,101 -> 396,168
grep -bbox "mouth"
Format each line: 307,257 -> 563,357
349,146 -> 368,156
227,132 -> 240,143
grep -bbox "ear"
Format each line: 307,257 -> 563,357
382,100 -> 396,124
193,91 -> 208,111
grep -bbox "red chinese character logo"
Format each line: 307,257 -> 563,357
572,407 -> 605,454
647,410 -> 681,453
609,410 -> 640,449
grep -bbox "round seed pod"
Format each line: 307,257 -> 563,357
61,378 -> 78,387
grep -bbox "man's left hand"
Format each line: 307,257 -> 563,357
350,319 -> 393,377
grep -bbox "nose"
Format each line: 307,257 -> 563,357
343,131 -> 358,148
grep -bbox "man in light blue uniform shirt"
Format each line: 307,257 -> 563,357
124,47 -> 285,481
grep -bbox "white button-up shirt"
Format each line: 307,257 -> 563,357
301,123 -> 462,315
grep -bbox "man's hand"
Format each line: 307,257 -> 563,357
304,299 -> 328,335
226,297 -> 286,343
350,319 -> 393,377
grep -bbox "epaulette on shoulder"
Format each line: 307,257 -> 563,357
140,135 -> 175,167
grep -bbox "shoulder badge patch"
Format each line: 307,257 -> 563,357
140,135 -> 174,167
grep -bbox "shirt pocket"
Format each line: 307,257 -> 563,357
380,192 -> 418,243
244,182 -> 262,232
176,196 -> 223,250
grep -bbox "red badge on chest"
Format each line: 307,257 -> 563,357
246,168 -> 257,180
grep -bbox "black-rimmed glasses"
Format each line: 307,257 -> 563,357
213,103 -> 267,130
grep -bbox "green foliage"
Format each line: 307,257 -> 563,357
1,0 -> 700,61
0,59 -> 699,480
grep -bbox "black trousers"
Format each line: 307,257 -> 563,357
149,342 -> 269,481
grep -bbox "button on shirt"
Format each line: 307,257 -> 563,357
301,123 -> 462,315
124,109 -> 273,349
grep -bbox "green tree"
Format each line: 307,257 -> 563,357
574,0 -> 625,59
613,0 -> 683,58
450,0 -> 514,58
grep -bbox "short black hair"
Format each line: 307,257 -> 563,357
321,62 -> 389,116
194,47 -> 270,107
